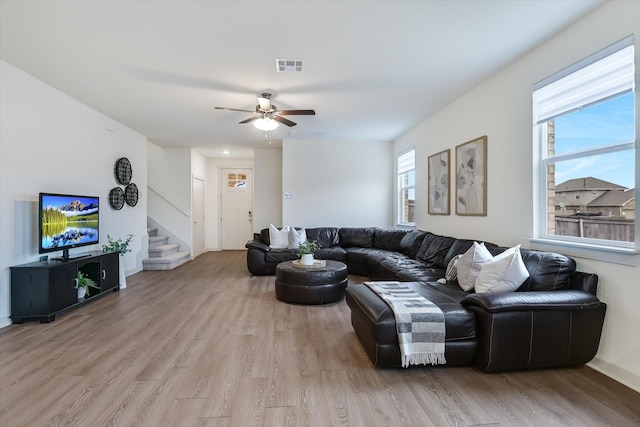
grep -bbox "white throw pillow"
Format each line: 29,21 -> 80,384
456,242 -> 492,291
269,224 -> 290,249
288,227 -> 307,249
474,245 -> 530,294
445,254 -> 462,282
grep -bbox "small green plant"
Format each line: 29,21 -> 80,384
102,234 -> 133,256
298,240 -> 320,254
77,271 -> 100,296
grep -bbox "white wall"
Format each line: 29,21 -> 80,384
147,142 -> 192,252
205,156 -> 253,250
191,149 -> 207,181
0,60 -> 148,327
394,1 -> 640,391
282,139 -> 393,228
253,147 -> 282,233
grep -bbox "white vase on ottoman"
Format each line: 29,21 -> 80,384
298,240 -> 320,266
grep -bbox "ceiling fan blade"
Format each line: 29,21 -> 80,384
273,115 -> 297,127
215,107 -> 256,113
239,116 -> 260,124
278,110 -> 316,116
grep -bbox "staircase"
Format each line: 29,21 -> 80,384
143,227 -> 190,271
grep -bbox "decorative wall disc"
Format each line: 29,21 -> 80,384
109,187 -> 125,210
125,183 -> 139,207
114,157 -> 132,185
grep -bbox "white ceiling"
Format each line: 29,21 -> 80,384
0,0 -> 604,158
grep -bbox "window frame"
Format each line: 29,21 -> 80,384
531,36 -> 639,264
397,147 -> 416,227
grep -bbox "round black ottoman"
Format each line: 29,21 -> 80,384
275,260 -> 348,304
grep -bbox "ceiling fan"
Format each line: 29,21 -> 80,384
215,93 -> 315,130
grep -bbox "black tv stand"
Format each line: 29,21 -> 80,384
10,251 -> 120,323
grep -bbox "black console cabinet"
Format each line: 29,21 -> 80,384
10,251 -> 120,323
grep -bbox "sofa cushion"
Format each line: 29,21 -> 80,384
346,247 -> 398,265
396,267 -> 445,282
378,257 -> 445,282
347,281 -> 477,341
365,250 -> 411,279
259,228 -> 270,245
415,233 -> 456,268
288,227 -> 307,249
399,230 -> 427,258
339,227 -> 376,248
457,242 -> 493,292
265,248 -> 298,264
475,245 -> 529,294
306,227 -> 341,248
446,254 -> 462,282
517,250 -> 576,291
374,229 -> 409,251
269,224 -> 290,249
313,246 -> 347,262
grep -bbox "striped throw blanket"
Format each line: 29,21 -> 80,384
364,281 -> 446,367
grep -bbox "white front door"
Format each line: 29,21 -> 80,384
192,176 -> 205,257
220,168 -> 253,250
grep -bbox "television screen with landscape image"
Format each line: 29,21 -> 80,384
39,193 -> 99,258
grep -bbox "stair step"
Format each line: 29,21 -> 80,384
148,243 -> 180,258
142,251 -> 190,271
149,235 -> 168,248
148,227 -> 158,238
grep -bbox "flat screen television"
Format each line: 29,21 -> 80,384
38,192 -> 100,261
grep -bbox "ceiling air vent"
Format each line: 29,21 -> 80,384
276,59 -> 303,72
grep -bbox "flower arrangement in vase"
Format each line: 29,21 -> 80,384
298,240 -> 320,265
102,234 -> 133,256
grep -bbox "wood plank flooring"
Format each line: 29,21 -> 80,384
1,251 -> 639,426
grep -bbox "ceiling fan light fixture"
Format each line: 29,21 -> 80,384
253,117 -> 279,131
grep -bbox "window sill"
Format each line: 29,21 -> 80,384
528,238 -> 639,266
396,223 -> 416,230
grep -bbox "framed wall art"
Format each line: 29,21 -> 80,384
428,149 -> 450,215
455,136 -> 487,216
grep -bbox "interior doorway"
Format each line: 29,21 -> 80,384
220,168 -> 253,250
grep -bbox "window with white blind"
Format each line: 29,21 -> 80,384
533,35 -> 637,254
398,148 -> 415,226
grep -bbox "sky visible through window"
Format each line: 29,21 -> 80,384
554,93 -> 635,189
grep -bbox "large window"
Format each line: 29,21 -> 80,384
398,148 -> 415,226
533,36 -> 636,250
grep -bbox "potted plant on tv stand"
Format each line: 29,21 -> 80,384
298,240 -> 320,266
76,271 -> 100,299
102,234 -> 133,289
102,234 -> 133,255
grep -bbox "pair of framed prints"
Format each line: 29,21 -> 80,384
427,135 -> 487,216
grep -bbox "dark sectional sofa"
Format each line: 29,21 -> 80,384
245,227 -> 606,372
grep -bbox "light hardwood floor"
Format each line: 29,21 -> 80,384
1,251 -> 639,427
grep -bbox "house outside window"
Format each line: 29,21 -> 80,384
398,148 -> 415,226
533,36 -> 636,249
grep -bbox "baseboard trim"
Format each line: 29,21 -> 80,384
588,357 -> 640,394
0,316 -> 11,329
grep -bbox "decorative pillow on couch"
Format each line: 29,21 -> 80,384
269,224 -> 290,249
456,242 -> 492,291
474,245 -> 530,294
445,254 -> 462,282
288,227 -> 307,249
